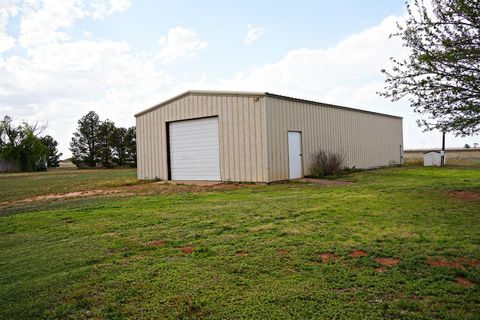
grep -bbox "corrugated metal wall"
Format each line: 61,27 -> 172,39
136,93 -> 268,182
266,96 -> 403,181
137,92 -> 403,183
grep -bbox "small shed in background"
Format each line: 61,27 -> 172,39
423,151 -> 445,166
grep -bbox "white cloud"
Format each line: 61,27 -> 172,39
221,16 -> 405,99
0,0 -> 19,53
244,24 -> 265,45
89,0 -> 132,19
19,0 -> 85,48
1,0 -> 155,158
109,0 -> 131,13
2,37 -> 174,107
157,27 -> 208,63
18,0 -> 133,47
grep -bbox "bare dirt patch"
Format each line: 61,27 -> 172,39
427,258 -> 463,269
447,190 -> 480,202
149,240 -> 166,247
147,182 -> 255,195
0,182 -> 252,209
236,250 -> 249,257
179,246 -> 195,254
375,267 -> 387,273
374,257 -> 400,267
455,257 -> 480,268
350,250 -> 368,258
319,252 -> 337,263
0,189 -> 124,208
26,189 -> 122,202
455,277 -> 473,288
278,249 -> 289,256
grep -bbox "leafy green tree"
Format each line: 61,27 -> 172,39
380,0 -> 480,136
126,126 -> 137,167
70,111 -> 100,167
0,116 -> 23,160
464,143 -> 471,149
97,119 -> 116,168
0,116 -> 18,145
1,116 -> 60,172
41,135 -> 63,167
19,131 -> 48,172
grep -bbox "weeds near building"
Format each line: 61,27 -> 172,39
309,150 -> 344,178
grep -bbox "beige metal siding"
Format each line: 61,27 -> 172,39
266,96 -> 403,181
136,93 -> 268,182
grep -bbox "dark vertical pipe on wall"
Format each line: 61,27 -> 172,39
441,131 -> 446,167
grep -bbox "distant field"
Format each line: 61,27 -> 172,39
404,149 -> 480,167
0,168 -> 140,203
0,167 -> 479,319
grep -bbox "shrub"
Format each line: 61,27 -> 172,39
309,150 -> 344,178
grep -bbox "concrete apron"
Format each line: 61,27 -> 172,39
156,180 -> 222,187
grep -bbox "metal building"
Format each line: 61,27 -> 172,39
135,90 -> 403,182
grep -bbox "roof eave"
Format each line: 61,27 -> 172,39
135,90 -> 403,120
265,92 -> 403,120
134,90 -> 266,117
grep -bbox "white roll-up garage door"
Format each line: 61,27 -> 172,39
169,117 -> 221,181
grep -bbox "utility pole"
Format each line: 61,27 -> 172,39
440,131 -> 446,167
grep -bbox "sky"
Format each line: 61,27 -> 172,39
0,0 -> 478,158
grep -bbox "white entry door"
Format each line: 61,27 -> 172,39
288,131 -> 303,179
169,117 -> 221,181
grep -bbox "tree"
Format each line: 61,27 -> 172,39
125,126 -> 137,167
97,119 -> 116,168
464,143 -> 471,148
19,131 -> 48,172
41,135 -> 62,167
112,127 -> 128,166
0,116 -> 24,149
379,0 -> 480,136
70,112 -> 136,168
23,121 -> 47,137
111,126 -> 136,167
0,116 -> 23,171
70,111 -> 100,167
1,116 -> 62,172
109,127 -> 137,167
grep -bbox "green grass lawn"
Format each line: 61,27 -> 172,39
0,167 -> 479,319
0,168 -> 140,203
